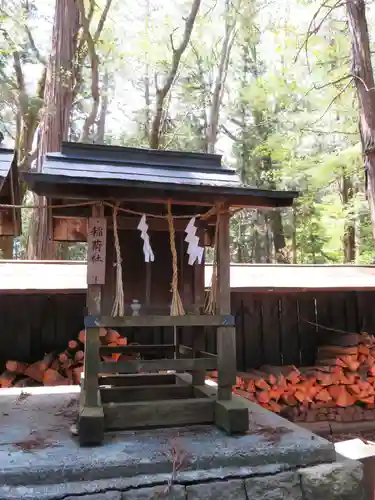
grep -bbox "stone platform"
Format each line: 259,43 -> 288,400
0,386 -> 366,499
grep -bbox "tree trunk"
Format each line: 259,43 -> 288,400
341,174 -> 356,262
291,208 -> 297,264
0,58 -> 46,259
149,0 -> 201,149
346,0 -> 375,245
260,156 -> 290,263
206,0 -> 235,153
77,0 -> 101,143
269,209 -> 289,263
27,0 -> 79,260
96,70 -> 109,143
143,0 -> 151,143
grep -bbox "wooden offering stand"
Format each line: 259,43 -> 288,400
23,142 -> 297,445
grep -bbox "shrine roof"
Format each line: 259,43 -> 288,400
22,142 -> 298,208
0,148 -> 22,236
0,148 -> 15,188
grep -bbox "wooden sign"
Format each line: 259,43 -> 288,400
87,217 -> 107,285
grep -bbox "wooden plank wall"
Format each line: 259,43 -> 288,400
1,290 -> 375,371
0,294 -> 86,369
232,290 -> 375,371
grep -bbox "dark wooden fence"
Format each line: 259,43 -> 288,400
0,293 -> 86,368
1,290 -> 375,371
230,290 -> 375,371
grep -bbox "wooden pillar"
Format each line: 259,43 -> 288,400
216,208 -> 236,400
79,203 -> 106,446
214,207 -> 248,435
192,226 -> 206,384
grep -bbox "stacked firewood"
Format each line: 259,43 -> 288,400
0,328 -> 126,388
208,334 -> 375,416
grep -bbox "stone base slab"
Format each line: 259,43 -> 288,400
0,460 -> 365,500
0,390 -> 366,499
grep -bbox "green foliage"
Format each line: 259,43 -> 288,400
1,0 -> 375,263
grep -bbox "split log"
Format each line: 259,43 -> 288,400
43,369 -> 70,386
232,338 -> 375,416
60,357 -> 74,373
105,329 -> 121,344
13,377 -> 36,387
5,361 -> 29,374
0,370 -> 17,387
78,329 -> 86,344
24,352 -> 55,383
78,327 -> 107,343
317,346 -> 358,356
59,353 -> 69,364
72,365 -> 83,385
74,350 -> 84,363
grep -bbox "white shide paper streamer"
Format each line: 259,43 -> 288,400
137,214 -> 155,263
185,216 -> 204,265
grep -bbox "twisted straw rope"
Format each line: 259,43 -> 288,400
167,200 -> 185,316
111,204 -> 125,317
0,200 -> 216,220
204,205 -> 221,315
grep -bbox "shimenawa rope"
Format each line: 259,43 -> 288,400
0,200 -> 216,220
204,205 -> 221,314
167,200 -> 185,316
111,204 -> 125,317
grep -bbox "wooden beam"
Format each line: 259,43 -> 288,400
43,182 -> 219,206
178,344 -> 217,359
99,344 -> 176,356
52,215 -> 208,241
9,151 -> 21,236
192,327 -> 206,385
104,398 -> 215,430
79,203 -> 105,446
100,357 -> 217,374
217,208 -> 236,400
215,398 -> 249,434
99,373 -> 177,386
85,314 -> 234,329
145,262 -> 151,305
193,383 -> 249,434
100,384 -> 194,403
193,226 -> 206,308
33,182 -> 295,209
87,215 -> 107,284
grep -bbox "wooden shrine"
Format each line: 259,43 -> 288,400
23,142 -> 297,446
0,149 -> 21,237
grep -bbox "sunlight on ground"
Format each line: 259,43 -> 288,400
335,438 -> 375,461
0,385 -> 80,397
0,378 -> 217,396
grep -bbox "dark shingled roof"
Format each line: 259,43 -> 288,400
0,149 -> 15,190
0,148 -> 22,236
23,142 -> 298,208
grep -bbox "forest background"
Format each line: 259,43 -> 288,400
0,0 -> 374,264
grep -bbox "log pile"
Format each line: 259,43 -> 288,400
209,334 -> 375,420
0,328 -> 127,388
